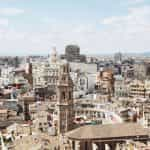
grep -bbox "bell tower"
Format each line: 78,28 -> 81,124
50,47 -> 58,63
56,62 -> 74,134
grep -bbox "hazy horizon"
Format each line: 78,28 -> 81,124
0,49 -> 149,57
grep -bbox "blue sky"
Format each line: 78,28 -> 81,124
0,0 -> 150,55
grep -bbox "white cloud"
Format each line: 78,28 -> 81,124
0,5 -> 150,55
101,6 -> 150,32
0,8 -> 24,16
128,0 -> 145,4
0,18 -> 8,26
100,5 -> 150,52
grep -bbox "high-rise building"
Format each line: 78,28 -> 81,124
61,45 -> 86,62
32,48 -> 64,89
134,61 -> 150,80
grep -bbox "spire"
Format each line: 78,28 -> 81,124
50,47 -> 58,63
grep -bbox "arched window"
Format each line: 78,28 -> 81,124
62,92 -> 66,99
63,66 -> 66,73
69,91 -> 72,99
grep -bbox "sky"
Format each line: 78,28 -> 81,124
0,0 -> 150,55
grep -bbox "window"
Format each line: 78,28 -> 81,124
62,92 -> 66,99
44,122 -> 47,126
63,67 -> 66,73
69,91 -> 72,99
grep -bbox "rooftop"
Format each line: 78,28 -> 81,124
66,123 -> 149,141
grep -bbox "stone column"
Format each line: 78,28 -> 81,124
76,141 -> 81,150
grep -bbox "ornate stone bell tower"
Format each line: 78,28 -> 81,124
56,62 -> 74,134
